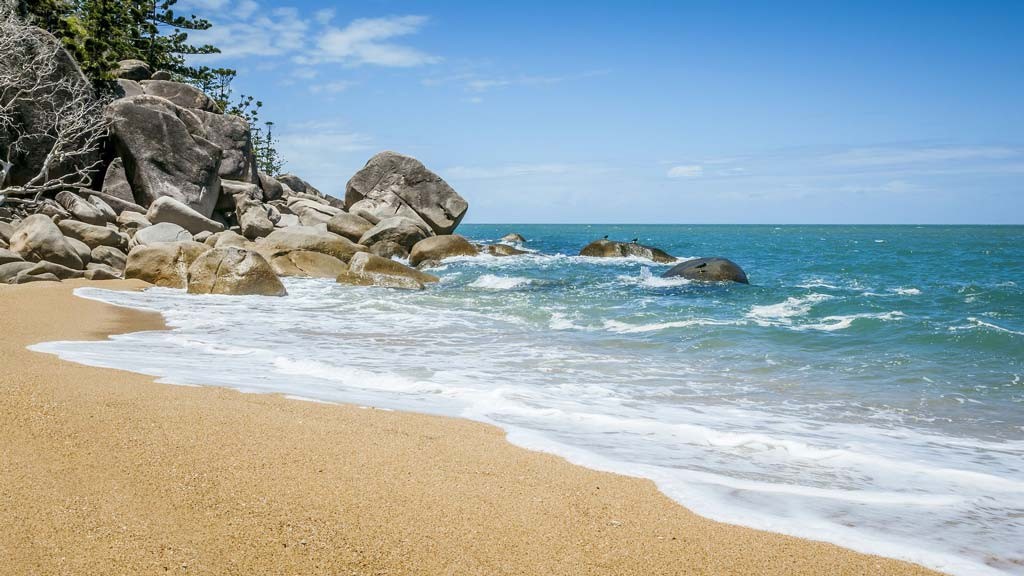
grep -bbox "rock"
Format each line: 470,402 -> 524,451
408,235 -> 478,268
116,211 -> 152,235
186,247 -> 286,296
0,221 -> 14,244
89,196 -> 118,222
65,236 -> 92,265
579,239 -> 675,263
358,216 -> 430,252
256,226 -> 367,263
0,261 -> 36,283
37,200 -> 71,221
662,257 -> 749,284
276,174 -> 319,196
288,198 -> 341,227
335,253 -> 437,290
326,212 -> 373,243
114,59 -> 151,81
345,151 -> 469,235
0,247 -> 24,265
84,264 -> 122,280
368,241 -> 408,260
23,260 -> 84,280
55,191 -> 109,225
106,95 -> 222,217
222,179 -> 261,198
101,158 -> 136,204
11,271 -> 60,284
258,172 -> 285,202
139,80 -> 221,113
270,250 -> 348,278
500,233 -> 526,244
91,246 -> 127,270
211,230 -> 248,249
8,215 -> 83,269
193,230 -> 213,243
146,196 -> 225,235
486,244 -> 528,257
124,241 -> 210,288
114,78 -> 145,99
275,213 -> 300,228
193,109 -> 258,182
347,193 -> 429,230
234,193 -> 274,240
57,219 -> 127,250
151,70 -> 172,81
129,222 -> 193,248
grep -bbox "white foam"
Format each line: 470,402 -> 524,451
746,293 -> 833,325
894,287 -> 922,296
469,274 -> 532,290
798,311 -> 906,332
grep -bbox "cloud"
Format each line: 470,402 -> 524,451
826,146 -> 1019,167
667,165 -> 703,178
423,70 -> 610,93
444,163 -> 610,180
187,4 -> 309,61
309,15 -> 440,67
275,122 -> 376,197
309,80 -> 356,94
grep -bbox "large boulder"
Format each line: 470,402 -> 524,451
277,174 -> 345,209
408,235 -> 478,268
187,247 -> 286,296
129,222 -> 193,248
64,236 -> 92,265
84,264 -> 122,280
368,240 -> 409,260
0,221 -> 14,244
258,172 -> 284,202
0,261 -> 38,283
579,239 -> 675,263
193,109 -> 257,182
486,244 -> 528,257
101,158 -> 135,204
23,260 -> 84,280
358,216 -> 430,252
88,196 -> 118,222
326,212 -> 373,242
139,80 -> 221,113
256,226 -> 366,263
57,219 -> 127,250
8,215 -> 83,269
337,252 -> 438,290
116,211 -> 152,235
146,196 -> 225,235
345,151 -> 469,235
662,257 -> 749,284
124,241 -> 210,288
114,78 -> 145,99
55,191 -> 110,225
287,198 -> 341,227
106,94 -> 222,217
234,193 -> 274,240
114,59 -> 152,81
91,245 -> 127,271
209,230 -> 248,249
0,247 -> 24,265
269,250 -> 348,278
500,233 -> 526,244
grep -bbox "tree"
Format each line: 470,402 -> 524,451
138,0 -> 223,83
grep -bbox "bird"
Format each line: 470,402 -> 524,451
631,238 -> 638,243
602,234 -> 609,239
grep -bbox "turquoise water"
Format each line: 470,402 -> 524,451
35,225 -> 1024,575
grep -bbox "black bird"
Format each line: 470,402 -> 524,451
602,234 -> 609,239
631,237 -> 638,243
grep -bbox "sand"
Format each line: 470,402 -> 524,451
0,279 -> 943,575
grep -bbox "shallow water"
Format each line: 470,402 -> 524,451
34,224 -> 1024,575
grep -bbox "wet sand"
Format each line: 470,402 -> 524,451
0,279 -> 942,575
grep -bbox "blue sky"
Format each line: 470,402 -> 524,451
181,0 -> 1023,224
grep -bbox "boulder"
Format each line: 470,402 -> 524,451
65,236 -> 92,265
270,250 -> 349,278
211,230 -> 248,249
106,95 -> 222,217
90,246 -> 127,271
11,271 -> 60,284
129,222 -> 193,248
234,193 -> 274,240
348,192 -> 431,231
186,247 -> 286,296
276,174 -> 319,196
486,244 -> 528,257
8,215 -> 83,269
579,239 -> 675,263
23,260 -> 84,280
0,261 -> 36,283
358,216 -> 430,252
368,241 -> 408,260
288,198 -> 341,227
500,233 -> 526,244
146,196 -> 225,235
256,226 -> 367,263
222,179 -> 261,198
0,221 -> 14,244
662,257 -> 749,284
193,109 -> 258,182
139,80 -> 221,113
56,191 -> 110,225
124,241 -> 210,288
275,214 -> 300,228
0,247 -> 24,265
114,78 -> 144,99
345,151 -> 469,235
101,158 -> 136,204
114,59 -> 152,81
258,172 -> 284,202
89,196 -> 118,222
37,200 -> 70,221
84,264 -> 122,280
193,230 -> 213,243
117,211 -> 152,235
57,219 -> 127,250
326,212 -> 373,243
348,252 -> 438,284
151,70 -> 172,81
408,235 -> 478,268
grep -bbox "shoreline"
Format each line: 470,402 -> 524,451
0,279 -> 943,575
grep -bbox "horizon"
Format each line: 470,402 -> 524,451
180,0 -> 1023,225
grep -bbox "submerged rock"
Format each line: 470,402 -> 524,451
579,239 -> 674,263
486,244 -> 528,257
662,257 -> 749,284
408,235 -> 478,268
500,233 -> 526,243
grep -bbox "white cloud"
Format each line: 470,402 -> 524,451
314,8 -> 335,25
312,15 -> 440,67
188,4 -> 308,61
309,80 -> 356,94
827,146 -> 1019,167
667,165 -> 703,178
276,123 -> 376,197
445,163 -> 610,180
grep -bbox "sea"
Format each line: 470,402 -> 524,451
32,224 -> 1024,575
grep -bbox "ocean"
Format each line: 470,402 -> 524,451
33,224 -> 1024,575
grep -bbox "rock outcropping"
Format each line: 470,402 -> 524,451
662,257 -> 749,284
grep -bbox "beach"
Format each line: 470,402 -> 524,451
0,279 -> 942,575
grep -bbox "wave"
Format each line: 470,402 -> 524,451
953,317 -> 1024,337
746,293 -> 833,324
469,274 -> 532,290
603,318 -> 738,333
797,311 -> 906,332
617,267 -> 691,288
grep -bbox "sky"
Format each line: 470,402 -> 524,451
179,0 -> 1024,224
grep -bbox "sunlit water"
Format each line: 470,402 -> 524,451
33,225 -> 1024,575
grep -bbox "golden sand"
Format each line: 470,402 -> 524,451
0,279 -> 942,575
